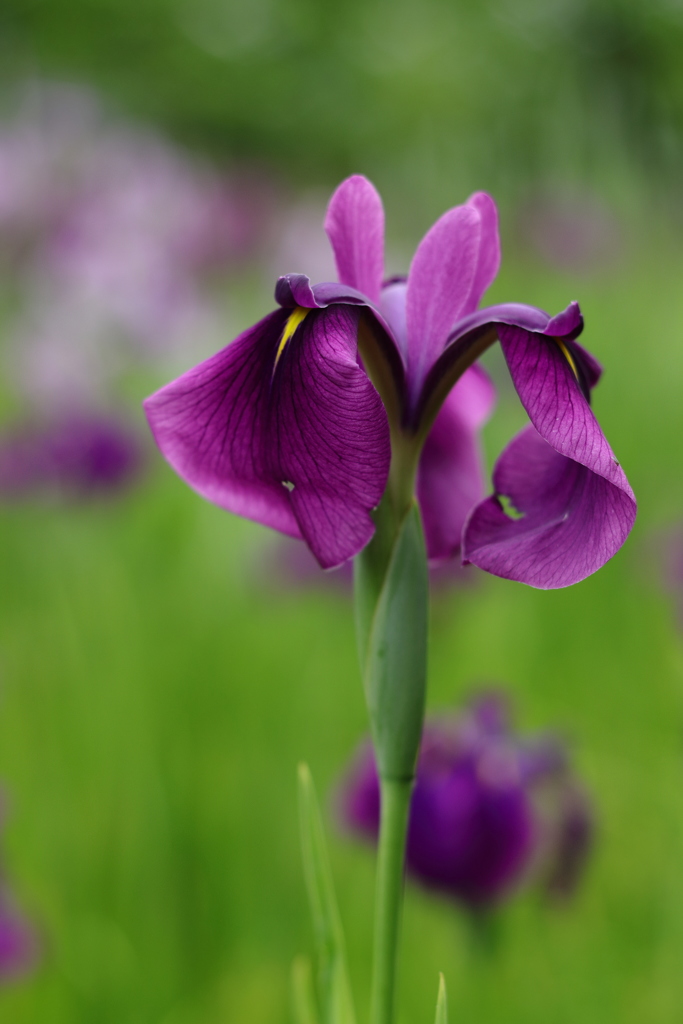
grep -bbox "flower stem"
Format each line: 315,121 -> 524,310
370,776 -> 413,1024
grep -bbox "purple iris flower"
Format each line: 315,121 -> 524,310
0,413 -> 143,499
339,694 -> 592,909
0,798 -> 38,981
0,886 -> 37,981
145,176 -> 635,587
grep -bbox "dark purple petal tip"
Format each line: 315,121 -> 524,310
275,274 -> 317,308
544,300 -> 583,339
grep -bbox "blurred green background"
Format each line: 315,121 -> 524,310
1,0 -> 683,1021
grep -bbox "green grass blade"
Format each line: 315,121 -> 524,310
434,973 -> 448,1024
291,955 -> 320,1024
297,763 -> 357,1024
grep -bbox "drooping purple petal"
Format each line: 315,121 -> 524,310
463,425 -> 635,588
275,274 -> 410,427
417,364 -> 496,563
414,301 -> 584,428
324,175 -> 385,304
144,305 -> 391,569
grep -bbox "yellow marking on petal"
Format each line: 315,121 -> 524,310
274,306 -> 310,371
555,337 -> 579,382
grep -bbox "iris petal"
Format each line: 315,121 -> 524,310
144,305 -> 391,569
463,426 -> 635,588
463,192 -> 501,317
418,365 -> 496,563
406,203 -> 480,400
463,325 -> 636,588
405,193 -> 501,402
324,175 -> 385,304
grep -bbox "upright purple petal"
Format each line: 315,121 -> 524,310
418,364 -> 496,563
462,192 -> 500,317
405,194 -> 501,401
324,175 -> 385,304
405,203 -> 480,399
144,305 -> 390,569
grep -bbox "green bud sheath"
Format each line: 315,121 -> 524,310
355,500 -> 429,781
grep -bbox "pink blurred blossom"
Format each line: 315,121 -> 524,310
0,81 -> 274,408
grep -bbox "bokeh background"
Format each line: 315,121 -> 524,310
1,0 -> 683,1020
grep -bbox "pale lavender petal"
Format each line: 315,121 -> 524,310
418,365 -> 496,563
144,306 -> 390,568
324,175 -> 385,304
462,192 -> 500,316
405,203 -> 481,398
463,425 -> 635,588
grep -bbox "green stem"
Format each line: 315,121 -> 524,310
370,777 -> 413,1024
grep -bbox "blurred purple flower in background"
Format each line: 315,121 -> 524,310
0,413 -> 143,500
0,886 -> 38,981
0,800 -> 38,982
0,81 -> 280,506
0,80 -> 272,410
339,693 -> 593,910
658,525 -> 683,628
518,191 -> 623,274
